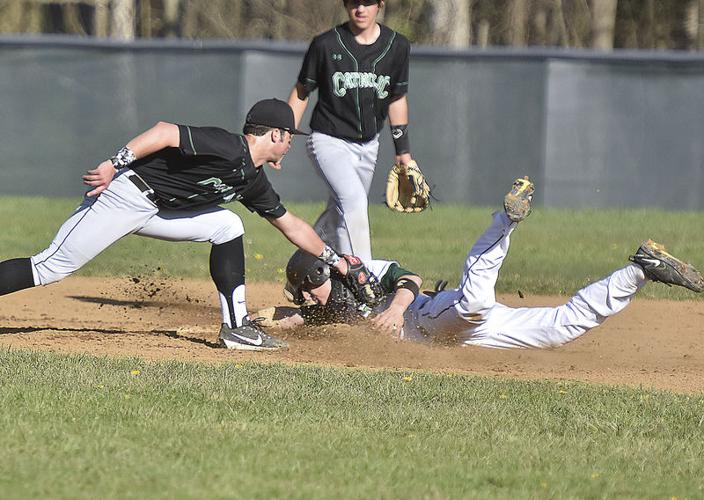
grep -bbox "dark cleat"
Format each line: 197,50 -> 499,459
629,240 -> 704,293
218,318 -> 289,351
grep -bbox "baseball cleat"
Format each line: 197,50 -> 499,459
629,240 -> 704,293
504,176 -> 535,222
218,318 -> 289,351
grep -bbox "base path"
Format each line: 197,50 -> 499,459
1,277 -> 703,393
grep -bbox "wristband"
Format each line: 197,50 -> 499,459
318,244 -> 341,267
395,277 -> 419,299
109,146 -> 136,170
390,124 -> 410,156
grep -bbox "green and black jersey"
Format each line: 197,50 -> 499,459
297,22 -> 410,141
131,125 -> 285,217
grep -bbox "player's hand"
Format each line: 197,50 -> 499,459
83,160 -> 117,197
332,256 -> 348,275
395,152 -> 412,165
341,255 -> 381,306
371,304 -> 405,336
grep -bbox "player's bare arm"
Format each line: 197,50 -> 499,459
124,121 -> 180,158
83,122 -> 180,197
260,309 -> 306,330
388,95 -> 412,165
371,274 -> 421,334
267,211 -> 349,275
287,83 -> 310,129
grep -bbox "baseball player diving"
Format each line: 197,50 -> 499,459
274,178 -> 704,348
0,98 -> 379,352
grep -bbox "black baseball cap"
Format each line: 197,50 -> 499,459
343,0 -> 383,5
244,98 -> 308,135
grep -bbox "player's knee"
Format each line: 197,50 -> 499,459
336,200 -> 368,219
460,310 -> 488,326
32,260 -> 75,286
209,211 -> 244,245
335,191 -> 368,213
457,295 -> 494,318
536,326 -> 585,348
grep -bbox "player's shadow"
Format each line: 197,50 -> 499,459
0,326 -> 58,335
0,326 -> 221,349
69,295 -> 160,309
0,326 -> 128,335
159,330 -> 221,349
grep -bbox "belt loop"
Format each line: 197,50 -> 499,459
126,173 -> 157,204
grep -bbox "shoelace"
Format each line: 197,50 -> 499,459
245,317 -> 268,333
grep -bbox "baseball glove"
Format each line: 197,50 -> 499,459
385,160 -> 431,213
341,255 -> 383,307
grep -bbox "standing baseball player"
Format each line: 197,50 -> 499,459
275,177 -> 704,348
288,0 -> 415,263
0,98 -> 379,351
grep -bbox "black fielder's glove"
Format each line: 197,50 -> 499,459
341,255 -> 383,307
385,160 -> 431,213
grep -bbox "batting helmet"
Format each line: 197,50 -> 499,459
284,250 -> 331,305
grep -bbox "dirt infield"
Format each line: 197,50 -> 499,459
1,277 -> 703,393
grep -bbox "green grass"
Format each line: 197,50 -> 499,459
1,349 -> 704,499
2,198 -> 704,498
1,197 -> 702,299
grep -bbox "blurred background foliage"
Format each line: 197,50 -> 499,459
1,0 -> 703,51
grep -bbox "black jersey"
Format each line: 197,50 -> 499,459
130,125 -> 286,218
298,23 -> 410,142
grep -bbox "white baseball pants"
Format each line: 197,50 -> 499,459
402,211 -> 647,349
30,170 -> 244,286
306,131 -> 379,264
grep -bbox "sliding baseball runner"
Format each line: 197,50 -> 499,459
276,177 -> 704,348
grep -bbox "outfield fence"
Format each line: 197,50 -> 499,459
1,35 -> 703,209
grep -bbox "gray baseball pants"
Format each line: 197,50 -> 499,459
306,131 -> 379,264
30,169 -> 247,327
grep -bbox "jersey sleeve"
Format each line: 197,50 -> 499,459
177,125 -> 238,160
390,35 -> 410,98
368,259 -> 418,294
297,37 -> 322,93
237,170 -> 287,219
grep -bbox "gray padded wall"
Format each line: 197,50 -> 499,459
543,61 -> 704,209
409,57 -> 546,206
1,44 -> 246,197
1,37 -> 703,209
